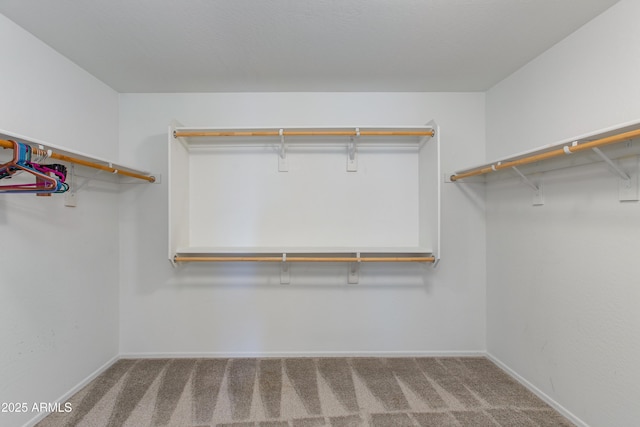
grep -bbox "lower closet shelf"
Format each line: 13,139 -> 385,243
173,247 -> 435,263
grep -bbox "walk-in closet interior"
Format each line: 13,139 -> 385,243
1,1 -> 638,426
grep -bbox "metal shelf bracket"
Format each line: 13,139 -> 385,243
591,148 -> 638,201
347,128 -> 359,172
348,252 -> 361,284
280,253 -> 290,284
278,129 -> 288,172
65,164 -> 105,207
512,166 -> 544,206
592,147 -> 630,180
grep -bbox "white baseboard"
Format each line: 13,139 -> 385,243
22,355 -> 120,427
486,353 -> 589,427
118,350 -> 486,359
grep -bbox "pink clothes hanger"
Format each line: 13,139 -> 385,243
0,140 -> 60,193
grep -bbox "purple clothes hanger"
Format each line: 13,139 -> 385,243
30,163 -> 67,182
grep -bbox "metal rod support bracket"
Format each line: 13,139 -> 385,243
280,253 -> 290,284
592,147 -> 630,180
347,128 -> 359,172
617,155 -> 639,202
65,164 -> 105,206
278,129 -> 288,172
348,252 -> 360,283
512,167 -> 544,206
590,147 -> 638,201
512,166 -> 538,191
73,169 -> 105,194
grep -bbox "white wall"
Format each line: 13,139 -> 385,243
0,14 -> 120,427
485,1 -> 640,426
118,92 -> 486,356
185,145 -> 421,249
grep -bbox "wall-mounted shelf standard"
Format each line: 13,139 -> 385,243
169,121 -> 441,282
449,122 -> 640,203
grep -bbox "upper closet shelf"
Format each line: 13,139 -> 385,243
0,128 -> 155,183
173,125 -> 435,158
449,121 -> 640,204
174,125 -> 435,140
450,122 -> 640,182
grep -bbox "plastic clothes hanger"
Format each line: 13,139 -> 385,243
30,163 -> 69,193
0,140 -> 61,193
32,164 -> 67,182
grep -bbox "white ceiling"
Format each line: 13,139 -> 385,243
0,0 -> 620,93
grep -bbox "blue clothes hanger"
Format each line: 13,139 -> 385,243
0,140 -> 66,193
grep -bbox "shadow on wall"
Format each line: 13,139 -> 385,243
165,261 -> 437,290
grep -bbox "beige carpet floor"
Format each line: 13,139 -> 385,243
36,357 -> 574,427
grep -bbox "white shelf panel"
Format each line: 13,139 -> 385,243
175,125 -> 435,132
176,246 -> 433,255
174,125 -> 435,148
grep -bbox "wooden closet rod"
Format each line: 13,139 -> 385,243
1,139 -> 155,183
450,127 -> 640,182
174,256 -> 436,263
174,130 -> 434,138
